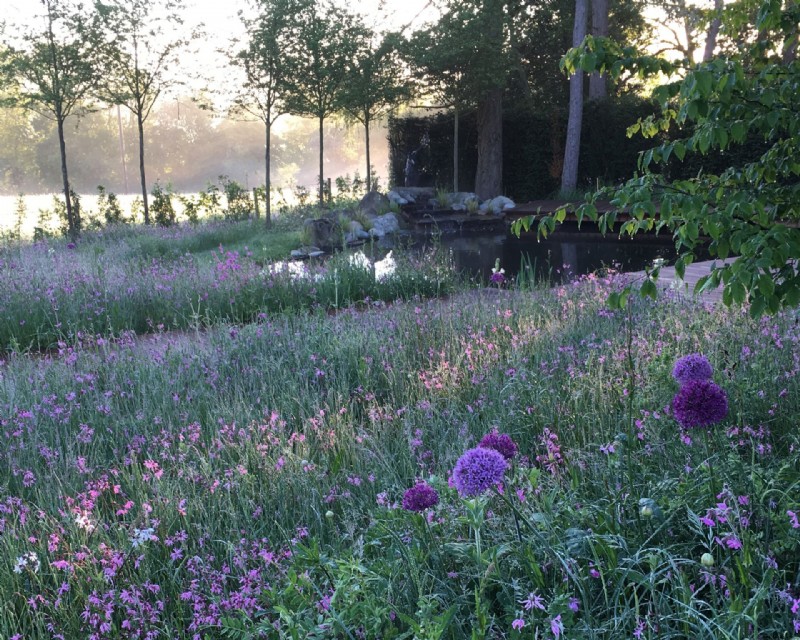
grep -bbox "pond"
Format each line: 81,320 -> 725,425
391,223 -> 707,284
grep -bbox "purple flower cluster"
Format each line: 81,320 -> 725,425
453,447 -> 507,497
479,431 -> 518,460
672,353 -> 713,384
402,481 -> 439,512
672,379 -> 728,429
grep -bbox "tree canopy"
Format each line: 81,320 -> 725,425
515,0 -> 800,316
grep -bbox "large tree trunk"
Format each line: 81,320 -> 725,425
589,0 -> 609,100
137,111 -> 150,225
318,114 -> 325,208
561,0 -> 589,195
702,0 -> 724,62
475,88 -> 503,200
453,108 -> 459,192
265,120 -> 272,227
365,115 -> 371,192
56,114 -> 75,240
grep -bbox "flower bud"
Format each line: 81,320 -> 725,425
325,510 -> 334,519
640,505 -> 654,517
700,552 -> 714,567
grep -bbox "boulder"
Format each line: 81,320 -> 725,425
358,191 -> 390,216
480,196 -> 516,216
290,245 -> 323,259
387,190 -> 408,205
344,220 -> 371,244
368,212 -> 400,238
450,192 -> 479,207
303,218 -> 342,248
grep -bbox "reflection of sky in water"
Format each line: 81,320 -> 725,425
268,251 -> 397,282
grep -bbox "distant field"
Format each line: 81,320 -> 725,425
0,193 -> 179,237
0,189 -> 302,238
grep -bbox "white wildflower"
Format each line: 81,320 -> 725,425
14,551 -> 40,574
130,527 -> 156,548
75,511 -> 96,533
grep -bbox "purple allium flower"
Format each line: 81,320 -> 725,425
452,447 -> 507,497
672,353 -> 713,384
479,431 -> 518,460
672,380 -> 728,429
489,271 -> 505,285
402,481 -> 439,512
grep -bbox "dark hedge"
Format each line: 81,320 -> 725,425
388,96 -> 658,200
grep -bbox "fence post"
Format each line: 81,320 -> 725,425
253,187 -> 260,219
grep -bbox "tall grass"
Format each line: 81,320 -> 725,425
0,220 -> 456,351
1,271 -> 798,637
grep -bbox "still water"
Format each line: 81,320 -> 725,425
399,224 -> 696,284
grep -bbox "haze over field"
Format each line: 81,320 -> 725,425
0,0 -> 434,200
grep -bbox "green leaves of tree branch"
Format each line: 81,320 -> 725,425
522,0 -> 800,317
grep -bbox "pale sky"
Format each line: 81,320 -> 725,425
4,0 -> 437,102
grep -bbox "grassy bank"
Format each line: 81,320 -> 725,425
0,219 -> 456,352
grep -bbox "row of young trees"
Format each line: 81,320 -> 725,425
0,0 -> 191,238
1,0 -> 653,239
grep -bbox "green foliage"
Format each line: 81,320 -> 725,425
1,0 -> 104,238
281,0 -> 370,205
13,193 -> 26,241
530,0 -> 800,316
218,175 -> 253,221
150,181 -> 176,227
96,185 -> 125,225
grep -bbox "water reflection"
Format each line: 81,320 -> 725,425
400,226 -> 696,284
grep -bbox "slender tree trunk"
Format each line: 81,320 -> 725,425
702,0 -> 724,62
318,114 -> 325,208
56,114 -> 75,240
265,120 -> 272,227
589,0 -> 609,100
562,0 -> 588,194
117,105 -> 129,192
137,111 -> 149,225
475,88 -> 503,200
453,107 -> 459,192
365,116 -> 371,192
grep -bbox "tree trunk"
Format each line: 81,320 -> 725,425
137,111 -> 149,225
318,115 -> 325,208
702,0 -> 724,62
453,107 -> 459,192
475,88 -> 503,200
117,105 -> 129,192
589,0 -> 609,100
56,114 -> 75,240
561,0 -> 588,195
365,116 -> 371,192
782,0 -> 798,62
265,120 -> 272,227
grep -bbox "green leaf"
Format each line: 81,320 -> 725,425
641,278 -> 657,300
731,281 -> 746,304
675,256 -> 685,279
694,70 -> 713,96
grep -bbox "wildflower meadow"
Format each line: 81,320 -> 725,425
1,224 -> 799,639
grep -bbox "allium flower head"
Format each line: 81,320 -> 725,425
672,379 -> 728,429
402,481 -> 439,512
453,447 -> 507,497
672,353 -> 713,384
479,431 -> 518,460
